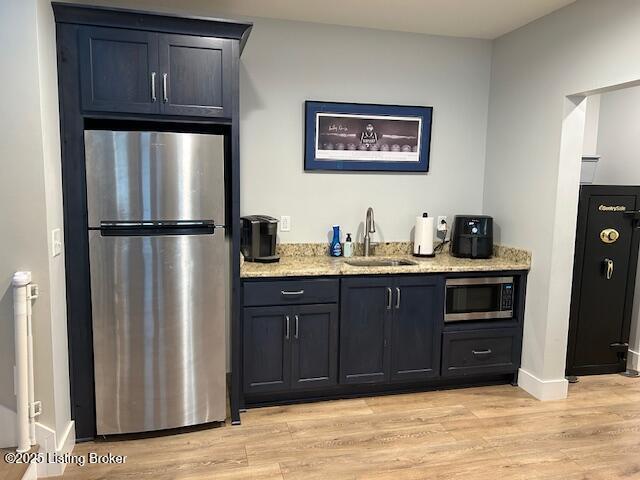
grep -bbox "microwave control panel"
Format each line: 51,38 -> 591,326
501,283 -> 514,310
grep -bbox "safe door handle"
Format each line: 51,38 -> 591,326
151,72 -> 157,102
162,73 -> 168,103
285,315 -> 290,340
472,349 -> 492,356
604,258 -> 614,280
281,290 -> 305,296
386,287 -> 392,310
294,314 -> 299,339
395,287 -> 401,309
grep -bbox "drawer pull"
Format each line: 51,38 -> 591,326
472,349 -> 492,356
281,290 -> 305,296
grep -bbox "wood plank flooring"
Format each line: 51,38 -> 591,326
58,374 -> 640,479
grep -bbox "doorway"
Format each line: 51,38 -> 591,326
560,83 -> 640,378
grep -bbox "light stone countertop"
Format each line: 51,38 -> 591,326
241,244 -> 531,279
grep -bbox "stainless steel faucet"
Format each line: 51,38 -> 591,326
364,207 -> 376,257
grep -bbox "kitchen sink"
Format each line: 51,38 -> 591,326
344,258 -> 418,267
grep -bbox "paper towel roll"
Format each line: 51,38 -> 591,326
413,215 -> 434,256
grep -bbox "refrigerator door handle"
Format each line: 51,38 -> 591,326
97,220 -> 218,236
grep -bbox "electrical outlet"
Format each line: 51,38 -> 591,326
280,215 -> 291,232
437,216 -> 448,232
52,228 -> 62,257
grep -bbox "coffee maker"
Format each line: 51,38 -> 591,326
240,215 -> 280,263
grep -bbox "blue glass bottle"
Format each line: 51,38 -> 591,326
330,225 -> 342,257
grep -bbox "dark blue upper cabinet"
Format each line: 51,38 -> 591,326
390,276 -> 443,382
158,35 -> 231,118
78,28 -> 234,117
79,27 -> 160,114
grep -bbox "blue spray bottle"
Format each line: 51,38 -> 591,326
330,225 -> 342,257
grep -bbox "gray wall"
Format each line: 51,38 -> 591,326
0,0 -> 71,445
483,0 -> 640,390
239,18 -> 492,243
594,86 -> 640,184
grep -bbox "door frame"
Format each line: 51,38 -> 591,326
566,184 -> 640,376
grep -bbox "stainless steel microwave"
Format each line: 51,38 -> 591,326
445,276 -> 514,322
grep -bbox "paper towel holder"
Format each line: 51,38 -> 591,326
413,212 -> 436,258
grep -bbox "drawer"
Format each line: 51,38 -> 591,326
442,328 -> 520,377
243,279 -> 339,307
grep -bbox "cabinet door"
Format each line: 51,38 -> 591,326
243,306 -> 291,394
390,276 -> 443,382
158,35 -> 231,117
291,304 -> 339,390
79,27 -> 159,114
340,278 -> 392,384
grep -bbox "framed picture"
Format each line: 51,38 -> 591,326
304,101 -> 433,172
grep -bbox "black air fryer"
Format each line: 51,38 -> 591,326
240,215 -> 280,263
450,215 -> 493,259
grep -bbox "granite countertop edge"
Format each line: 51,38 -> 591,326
241,244 -> 531,279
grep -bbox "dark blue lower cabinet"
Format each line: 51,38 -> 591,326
291,304 -> 339,389
243,273 -> 525,403
243,305 -> 291,394
243,303 -> 338,394
340,276 -> 443,385
340,277 -> 393,384
441,328 -> 520,378
390,277 -> 443,382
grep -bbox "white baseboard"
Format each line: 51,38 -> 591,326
22,461 -> 38,480
35,420 -> 75,478
518,368 -> 568,400
0,403 -> 17,448
628,348 -> 640,372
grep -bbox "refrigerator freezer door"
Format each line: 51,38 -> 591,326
89,230 -> 227,434
84,130 -> 225,227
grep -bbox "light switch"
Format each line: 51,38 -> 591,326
52,228 -> 62,257
280,216 -> 291,232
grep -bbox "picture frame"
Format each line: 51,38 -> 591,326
304,101 -> 433,172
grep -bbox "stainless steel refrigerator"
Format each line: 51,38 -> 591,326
84,130 -> 227,435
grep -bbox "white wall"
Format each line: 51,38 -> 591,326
582,94 -> 600,156
240,18 -> 492,243
592,85 -> 640,370
0,0 -> 72,451
484,0 -> 640,397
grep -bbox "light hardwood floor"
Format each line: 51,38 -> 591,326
58,374 -> 640,479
